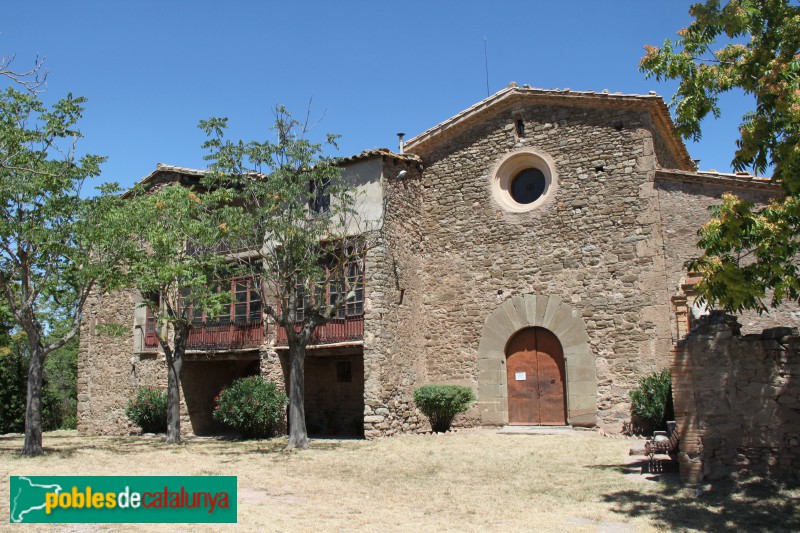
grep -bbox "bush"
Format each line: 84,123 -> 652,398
413,384 -> 476,433
125,387 -> 168,434
213,376 -> 287,439
629,369 -> 674,435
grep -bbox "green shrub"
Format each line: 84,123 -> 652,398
629,369 -> 674,434
213,376 -> 287,439
125,387 -> 168,434
413,384 -> 476,433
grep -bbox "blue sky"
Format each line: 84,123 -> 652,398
2,1 -> 752,190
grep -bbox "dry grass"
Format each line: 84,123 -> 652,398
0,429 -> 797,532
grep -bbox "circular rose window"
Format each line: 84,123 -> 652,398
510,168 -> 546,204
492,150 -> 557,213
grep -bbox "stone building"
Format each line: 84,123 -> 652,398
78,83 -> 799,438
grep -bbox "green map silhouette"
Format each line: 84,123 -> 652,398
9,477 -> 62,523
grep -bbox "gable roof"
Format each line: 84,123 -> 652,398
403,84 -> 695,171
126,149 -> 420,197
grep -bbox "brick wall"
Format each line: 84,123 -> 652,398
672,313 -> 800,482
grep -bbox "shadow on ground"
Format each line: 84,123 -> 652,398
0,433 -> 351,460
602,477 -> 800,532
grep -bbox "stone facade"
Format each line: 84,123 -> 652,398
78,84 -> 800,439
396,91 -> 680,430
672,313 -> 800,483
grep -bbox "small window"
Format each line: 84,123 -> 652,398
515,119 -> 525,137
510,168 -> 546,204
336,360 -> 352,383
310,179 -> 331,213
345,261 -> 364,317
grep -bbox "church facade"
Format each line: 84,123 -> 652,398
77,84 -> 796,437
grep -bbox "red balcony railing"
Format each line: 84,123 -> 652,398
275,316 -> 364,346
143,320 -> 265,352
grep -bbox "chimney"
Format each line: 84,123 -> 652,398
397,132 -> 405,154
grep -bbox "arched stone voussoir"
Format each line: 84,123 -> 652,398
476,293 -> 596,427
482,311 -> 517,342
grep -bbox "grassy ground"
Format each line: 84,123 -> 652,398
0,429 -> 797,532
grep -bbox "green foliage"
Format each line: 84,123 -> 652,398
0,83 -> 128,452
95,323 -> 128,337
199,107 -> 376,449
213,376 -> 287,439
0,335 -> 27,433
413,384 -> 476,433
121,183 -> 242,443
124,184 -> 237,337
43,335 -> 78,430
640,0 -> 800,312
0,87 -> 127,323
125,387 -> 168,434
629,369 -> 674,434
198,107 -> 371,339
0,330 -> 73,433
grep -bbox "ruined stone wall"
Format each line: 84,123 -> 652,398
672,313 -> 800,482
656,176 -> 800,336
406,103 -> 674,430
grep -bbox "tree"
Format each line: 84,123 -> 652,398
0,87 -> 127,455
0,301 -> 26,434
0,53 -> 47,94
123,183 -> 236,443
199,108 -> 376,449
640,0 -> 800,312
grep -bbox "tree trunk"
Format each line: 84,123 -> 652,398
22,342 -> 45,456
165,353 -> 183,444
287,342 -> 308,449
163,325 -> 188,444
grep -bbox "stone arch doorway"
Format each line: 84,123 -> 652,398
477,294 -> 597,427
506,327 -> 566,425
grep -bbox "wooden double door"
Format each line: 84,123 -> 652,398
506,327 -> 566,425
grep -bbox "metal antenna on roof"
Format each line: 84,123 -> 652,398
484,36 -> 490,97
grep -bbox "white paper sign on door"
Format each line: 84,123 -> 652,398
515,372 -> 526,381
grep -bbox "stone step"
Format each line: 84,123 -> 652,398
498,425 -> 574,435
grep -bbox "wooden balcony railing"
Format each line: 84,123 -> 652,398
142,319 -> 265,352
275,315 -> 364,346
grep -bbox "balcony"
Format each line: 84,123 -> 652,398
143,319 -> 265,352
143,275 -> 264,353
275,315 -> 364,347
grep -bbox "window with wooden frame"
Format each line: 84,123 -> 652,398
144,305 -> 158,346
309,178 -> 331,213
328,259 -> 364,319
289,258 -> 365,322
180,276 -> 262,327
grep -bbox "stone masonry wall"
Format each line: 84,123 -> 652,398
405,103 -> 674,430
656,176 -> 800,337
362,157 -> 428,437
78,288 -> 153,435
78,288 -> 192,436
672,313 -> 800,482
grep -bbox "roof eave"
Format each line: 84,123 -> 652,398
403,86 -> 695,172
